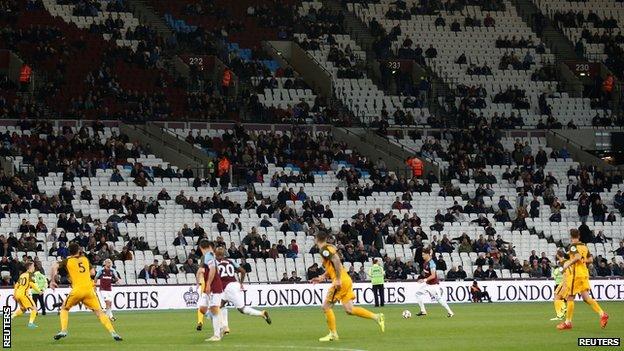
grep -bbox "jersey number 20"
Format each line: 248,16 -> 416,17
218,264 -> 235,277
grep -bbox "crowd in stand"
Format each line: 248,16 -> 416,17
550,9 -> 624,80
0,121 -> 148,179
182,125 -> 370,184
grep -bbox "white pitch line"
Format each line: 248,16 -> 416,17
229,344 -> 366,351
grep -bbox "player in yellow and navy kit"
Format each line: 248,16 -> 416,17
196,265 -> 206,330
11,261 -> 41,328
49,242 -> 123,341
556,229 -> 609,330
310,232 -> 384,342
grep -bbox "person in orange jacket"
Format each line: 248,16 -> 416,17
222,68 -> 232,96
217,156 -> 230,177
406,157 -> 423,177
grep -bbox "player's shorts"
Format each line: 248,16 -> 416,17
554,281 -> 568,297
415,282 -> 443,301
568,276 -> 590,296
14,293 -> 35,310
222,283 -> 245,309
326,278 -> 355,304
100,290 -> 113,302
64,288 -> 102,311
199,292 -> 222,308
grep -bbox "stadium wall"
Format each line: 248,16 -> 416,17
1,280 -> 622,312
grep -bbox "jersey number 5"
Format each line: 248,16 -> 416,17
78,262 -> 86,273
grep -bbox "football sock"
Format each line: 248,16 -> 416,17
351,307 -> 376,320
438,298 -> 453,314
565,300 -> 575,322
60,309 -> 69,331
584,297 -> 604,315
11,308 -> 24,319
416,294 -> 426,313
221,308 -> 229,328
107,307 -> 114,319
211,311 -> 221,338
324,309 -> 337,333
28,309 -> 37,324
242,307 -> 263,317
98,314 -> 115,333
554,299 -> 565,317
197,309 -> 204,324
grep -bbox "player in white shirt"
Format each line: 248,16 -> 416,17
214,247 -> 271,335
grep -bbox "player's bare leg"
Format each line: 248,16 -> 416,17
342,300 -> 385,332
319,300 -> 338,342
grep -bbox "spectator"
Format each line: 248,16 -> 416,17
173,232 -> 188,246
181,258 -> 198,274
280,273 -> 289,282
306,263 -> 323,280
471,280 -> 492,302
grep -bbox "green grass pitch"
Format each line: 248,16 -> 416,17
8,302 -> 623,351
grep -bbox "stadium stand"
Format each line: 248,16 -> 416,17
1,0 -> 623,290
535,0 -> 624,79
295,1 -> 433,125
348,0 -> 613,127
2,121 -> 621,287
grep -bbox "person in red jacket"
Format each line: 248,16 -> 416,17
406,157 -> 423,177
221,68 -> 232,96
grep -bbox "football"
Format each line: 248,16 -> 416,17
402,310 -> 412,319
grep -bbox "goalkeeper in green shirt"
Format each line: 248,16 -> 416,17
550,251 -> 567,321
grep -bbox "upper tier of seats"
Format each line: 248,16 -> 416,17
295,1 -> 433,125
533,0 -> 624,78
348,0 -> 613,127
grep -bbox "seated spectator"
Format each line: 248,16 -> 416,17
287,270 -> 301,282
306,263 -> 324,280
181,258 -> 198,273
173,232 -> 188,246
471,280 -> 492,302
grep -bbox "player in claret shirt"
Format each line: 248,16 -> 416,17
414,247 -> 454,317
95,259 -> 120,321
214,247 -> 271,335
198,240 -> 223,342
